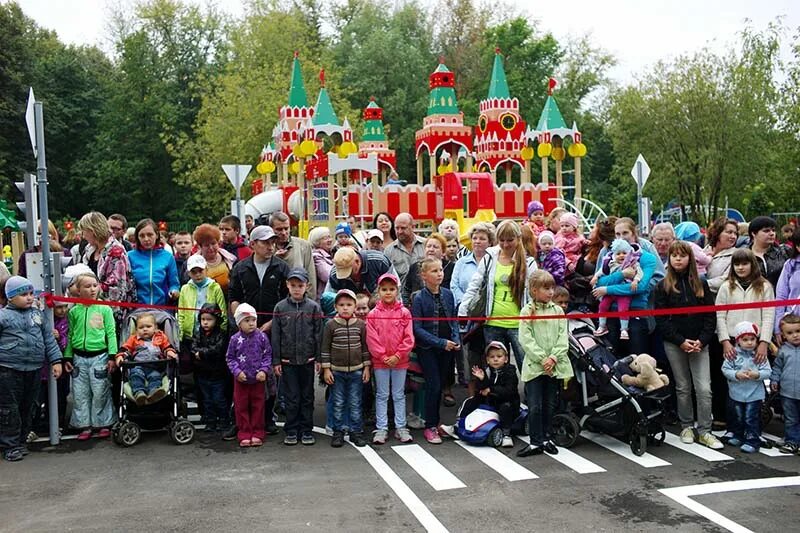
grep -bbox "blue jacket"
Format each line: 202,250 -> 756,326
0,304 -> 63,371
128,247 -> 180,306
771,343 -> 800,400
596,249 -> 659,310
722,348 -> 771,403
411,287 -> 459,351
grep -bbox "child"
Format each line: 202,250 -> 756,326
553,286 -> 570,313
463,341 -> 520,447
554,212 -> 586,273
272,267 -> 323,446
355,292 -> 375,426
517,270 -> 572,457
321,289 -> 371,447
366,273 -> 415,444
36,302 -> 70,432
0,276 -> 63,461
226,304 -> 271,447
65,272 -> 118,440
334,222 -> 355,251
537,231 -> 566,286
721,321 -> 771,453
192,303 -> 229,432
593,238 -> 643,339
526,200 -> 546,237
411,258 -> 461,444
173,231 -> 193,275
116,313 -> 177,406
219,215 -> 252,261
178,255 -> 227,366
771,314 -> 800,454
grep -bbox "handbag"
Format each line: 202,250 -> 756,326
466,255 -> 492,319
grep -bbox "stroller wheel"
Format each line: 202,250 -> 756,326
170,420 -> 195,445
116,421 -> 141,447
760,404 -> 774,428
488,427 -> 505,448
629,425 -> 648,456
551,414 -> 580,448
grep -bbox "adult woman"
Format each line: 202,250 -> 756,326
458,220 -> 537,371
77,212 -> 136,321
17,221 -> 65,278
372,211 -> 396,249
775,227 -> 800,341
748,216 -> 788,288
651,222 -> 711,273
188,224 -> 237,298
402,233 -> 451,305
128,218 -> 179,306
308,226 -> 334,301
567,217 -> 616,312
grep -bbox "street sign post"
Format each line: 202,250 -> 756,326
222,164 -> 252,237
631,154 -> 651,235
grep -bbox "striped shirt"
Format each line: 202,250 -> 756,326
320,317 -> 371,372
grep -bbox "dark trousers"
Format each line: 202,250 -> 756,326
525,375 -> 560,446
460,395 -> 517,431
282,363 -> 315,435
606,317 -> 652,357
0,367 -> 41,452
197,376 -> 228,427
708,338 -> 729,423
728,398 -> 761,448
419,348 -> 449,428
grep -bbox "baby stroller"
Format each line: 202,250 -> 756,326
111,309 -> 195,447
551,316 -> 668,456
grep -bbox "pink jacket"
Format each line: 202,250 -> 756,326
555,231 -> 586,272
366,300 -> 414,370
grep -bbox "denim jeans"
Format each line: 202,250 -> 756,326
374,368 -> 407,431
331,370 -> 364,433
728,399 -> 761,447
525,375 -> 559,446
783,396 -> 800,444
129,366 -> 164,395
484,325 -> 525,371
70,353 -> 116,429
663,343 -> 712,434
196,376 -> 228,426
0,367 -> 40,452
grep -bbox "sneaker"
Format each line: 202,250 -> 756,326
424,428 -> 442,444
324,426 -> 334,436
222,424 -> 238,441
727,436 -> 742,447
351,432 -> 367,447
680,427 -> 695,444
594,326 -> 608,337
394,427 -> 413,443
284,432 -> 299,446
516,444 -> 543,457
543,441 -> 559,455
134,391 -> 147,406
407,413 -> 425,429
438,424 -> 456,438
26,431 -> 38,444
719,430 -> 735,444
501,435 -> 514,448
265,424 -> 280,436
147,388 -> 167,404
373,429 -> 388,444
77,430 -> 92,441
331,431 -> 345,448
301,432 -> 316,446
778,442 -> 798,454
740,443 -> 758,453
3,449 -> 24,462
619,329 -> 630,340
698,432 -> 724,450
95,428 -> 111,439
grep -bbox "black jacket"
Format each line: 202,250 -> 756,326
271,296 -> 323,366
475,363 -> 520,408
191,326 -> 229,379
654,274 -> 716,347
229,255 -> 290,326
750,243 -> 788,288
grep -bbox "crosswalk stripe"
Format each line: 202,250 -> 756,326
662,432 -> 733,462
455,440 -> 538,481
392,444 -> 467,491
582,432 -> 671,468
758,445 -> 792,457
517,436 -> 606,474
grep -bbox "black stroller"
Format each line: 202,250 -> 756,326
550,316 -> 669,456
111,309 -> 195,447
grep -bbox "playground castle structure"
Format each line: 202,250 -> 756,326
245,50 -> 600,237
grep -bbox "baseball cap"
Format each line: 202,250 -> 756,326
377,272 -> 399,286
484,340 -> 509,356
335,288 -> 357,304
287,267 -> 309,283
334,247 -> 358,279
186,255 -> 207,271
367,228 -> 384,241
250,225 -> 277,242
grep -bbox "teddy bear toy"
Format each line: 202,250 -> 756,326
620,353 -> 669,392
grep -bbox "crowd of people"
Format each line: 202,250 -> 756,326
1,205 -> 799,462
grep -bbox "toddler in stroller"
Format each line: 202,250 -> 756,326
116,312 -> 178,405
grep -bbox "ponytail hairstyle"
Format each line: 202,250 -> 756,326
527,270 -> 556,313
663,241 -> 704,298
727,248 -> 767,297
496,220 -> 527,308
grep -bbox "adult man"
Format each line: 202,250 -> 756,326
326,247 -> 396,296
219,215 -> 252,261
108,213 -> 132,251
245,214 -> 255,236
270,211 -> 317,299
383,212 -> 425,284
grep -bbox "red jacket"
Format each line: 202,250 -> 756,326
116,331 -> 176,363
222,238 -> 252,261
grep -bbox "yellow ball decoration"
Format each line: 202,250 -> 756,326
576,143 -> 587,157
567,144 -> 579,158
263,161 -> 276,174
292,144 -> 304,159
343,141 -> 358,155
537,142 -> 552,158
256,162 -> 268,175
300,139 -> 317,157
551,146 -> 566,161
289,161 -> 301,174
520,146 -> 535,161
437,164 -> 448,175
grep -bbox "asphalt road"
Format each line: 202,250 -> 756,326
2,385 -> 799,533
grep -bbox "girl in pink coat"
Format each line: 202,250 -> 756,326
366,273 -> 415,444
554,212 -> 586,273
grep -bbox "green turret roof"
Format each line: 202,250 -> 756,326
287,53 -> 308,108
363,100 -> 386,141
487,49 -> 510,99
427,62 -> 460,116
313,87 -> 339,126
536,95 -> 568,131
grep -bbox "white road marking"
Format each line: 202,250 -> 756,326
517,435 -> 606,474
455,440 -> 538,481
582,431 -> 671,468
663,432 -> 733,461
392,444 -> 467,491
660,476 -> 800,533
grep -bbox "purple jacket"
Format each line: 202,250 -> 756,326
538,248 -> 566,286
775,257 -> 800,333
54,315 -> 68,352
226,330 -> 272,384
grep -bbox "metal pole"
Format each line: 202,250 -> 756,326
34,102 -> 59,446
636,161 -> 643,235
234,166 -> 244,237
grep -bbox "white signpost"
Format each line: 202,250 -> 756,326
222,164 -> 252,237
631,154 -> 651,235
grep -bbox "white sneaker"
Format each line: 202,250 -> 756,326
407,413 -> 426,429
501,435 -> 514,448
680,427 -> 695,444
698,432 -> 724,450
394,427 -> 413,443
372,429 -> 388,444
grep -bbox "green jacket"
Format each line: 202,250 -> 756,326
65,304 -> 118,359
178,279 -> 227,340
518,301 -> 573,382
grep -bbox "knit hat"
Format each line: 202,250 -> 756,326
733,321 -> 759,341
334,288 -> 357,304
234,303 -> 257,326
527,200 -> 544,217
674,221 -> 701,244
335,222 -> 352,237
560,212 -> 579,230
538,230 -> 555,245
5,276 -> 34,299
611,238 -> 632,254
748,216 -> 776,238
63,264 -> 94,289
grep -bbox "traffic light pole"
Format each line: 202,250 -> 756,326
33,101 -> 59,446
